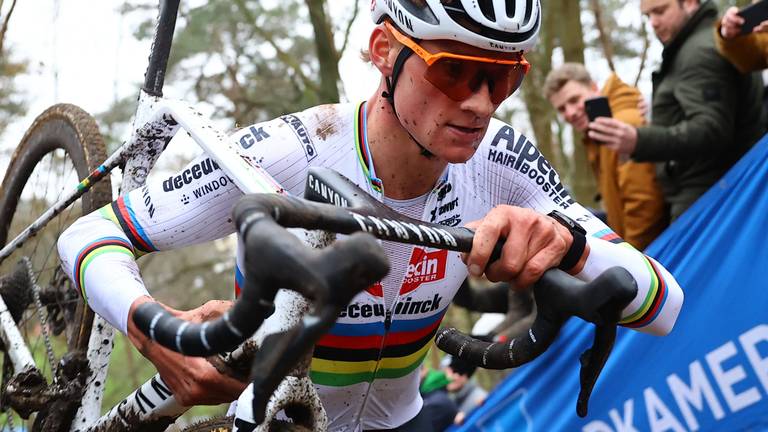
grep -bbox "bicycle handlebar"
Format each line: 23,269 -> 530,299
132,218 -> 389,357
133,166 -> 637,419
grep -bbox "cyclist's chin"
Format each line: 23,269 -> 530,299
435,141 -> 481,164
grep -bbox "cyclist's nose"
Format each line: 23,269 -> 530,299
460,80 -> 494,118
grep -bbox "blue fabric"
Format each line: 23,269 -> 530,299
452,134 -> 768,432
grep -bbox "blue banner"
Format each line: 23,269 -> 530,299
453,134 -> 768,432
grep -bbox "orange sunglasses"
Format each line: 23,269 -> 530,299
385,21 -> 531,104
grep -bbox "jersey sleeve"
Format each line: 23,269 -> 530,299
482,121 -> 683,336
57,113 -> 312,333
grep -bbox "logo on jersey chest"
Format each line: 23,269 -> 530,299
429,182 -> 462,226
402,248 -> 447,294
429,197 -> 459,222
487,126 -> 574,210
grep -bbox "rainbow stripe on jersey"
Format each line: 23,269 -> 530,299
73,236 -> 134,302
592,229 -> 669,329
99,197 -> 158,254
310,305 -> 448,387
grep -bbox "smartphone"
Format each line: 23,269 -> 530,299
584,96 -> 613,122
738,0 -> 768,35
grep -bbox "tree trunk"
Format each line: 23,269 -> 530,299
305,0 -> 341,103
520,4 -> 565,171
557,0 -> 597,207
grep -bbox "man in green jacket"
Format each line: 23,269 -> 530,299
588,0 -> 766,221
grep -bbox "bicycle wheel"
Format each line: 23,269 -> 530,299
0,103 -> 112,431
180,416 -> 233,432
180,415 -> 313,432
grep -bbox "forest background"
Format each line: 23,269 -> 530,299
0,0 -> 753,427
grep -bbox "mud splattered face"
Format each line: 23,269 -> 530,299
390,37 -> 514,164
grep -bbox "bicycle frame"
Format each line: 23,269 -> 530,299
0,0 -> 324,430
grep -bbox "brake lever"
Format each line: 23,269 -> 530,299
576,324 -> 617,417
248,326 -> 302,425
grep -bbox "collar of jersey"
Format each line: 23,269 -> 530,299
355,101 -> 451,197
355,101 -> 384,194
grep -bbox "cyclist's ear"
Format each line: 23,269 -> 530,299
369,23 -> 401,75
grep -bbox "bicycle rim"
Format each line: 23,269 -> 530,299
0,104 -> 112,431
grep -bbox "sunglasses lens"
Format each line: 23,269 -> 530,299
488,64 -> 527,104
424,59 -> 475,101
424,59 -> 527,104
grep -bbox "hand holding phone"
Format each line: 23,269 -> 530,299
738,0 -> 768,35
584,97 -> 613,146
584,96 -> 613,122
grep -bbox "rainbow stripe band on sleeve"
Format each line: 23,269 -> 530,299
310,306 -> 448,387
595,228 -> 624,245
619,256 -> 668,328
73,237 -> 135,302
102,196 -> 158,253
234,265 -> 244,297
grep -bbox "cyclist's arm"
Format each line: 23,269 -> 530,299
57,115 -> 310,333
476,121 -> 683,336
529,187 -> 682,337
56,151 -> 243,333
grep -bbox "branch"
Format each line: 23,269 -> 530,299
634,22 -> 650,88
0,0 -> 18,55
339,0 -> 361,58
232,0 -> 320,94
589,0 -> 615,72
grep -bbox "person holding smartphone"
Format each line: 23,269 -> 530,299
716,1 -> 768,74
587,0 -> 765,221
717,1 -> 768,124
544,63 -> 666,250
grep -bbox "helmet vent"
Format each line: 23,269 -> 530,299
400,0 -> 439,25
505,0 -> 516,18
523,0 -> 533,25
478,1 -> 496,21
444,3 -> 538,45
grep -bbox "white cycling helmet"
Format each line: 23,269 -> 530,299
371,0 -> 541,53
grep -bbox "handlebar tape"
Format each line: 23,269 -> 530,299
133,217 -> 388,356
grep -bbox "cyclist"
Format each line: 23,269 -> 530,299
58,0 -> 684,430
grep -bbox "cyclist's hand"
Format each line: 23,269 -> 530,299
463,205 -> 571,288
127,297 -> 247,406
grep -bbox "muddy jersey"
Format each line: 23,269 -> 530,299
58,102 -> 683,431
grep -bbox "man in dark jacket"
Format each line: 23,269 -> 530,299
587,0 -> 766,221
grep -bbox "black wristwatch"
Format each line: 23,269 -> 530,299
547,210 -> 587,271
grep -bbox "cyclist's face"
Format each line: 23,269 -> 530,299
386,22 -> 529,105
386,33 -> 525,163
549,80 -> 600,133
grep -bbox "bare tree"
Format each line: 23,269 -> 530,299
0,0 -> 26,138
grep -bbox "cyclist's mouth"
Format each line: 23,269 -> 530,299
447,124 -> 483,141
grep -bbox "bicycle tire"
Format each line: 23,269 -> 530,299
0,103 -> 112,431
179,415 -> 313,432
179,416 -> 233,432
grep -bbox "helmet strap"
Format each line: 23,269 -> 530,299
382,46 -> 435,159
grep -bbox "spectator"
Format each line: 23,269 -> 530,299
587,0 -> 766,221
715,2 -> 768,73
420,368 -> 458,432
444,354 -> 488,425
544,64 -> 667,249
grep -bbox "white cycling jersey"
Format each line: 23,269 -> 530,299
58,102 -> 683,431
